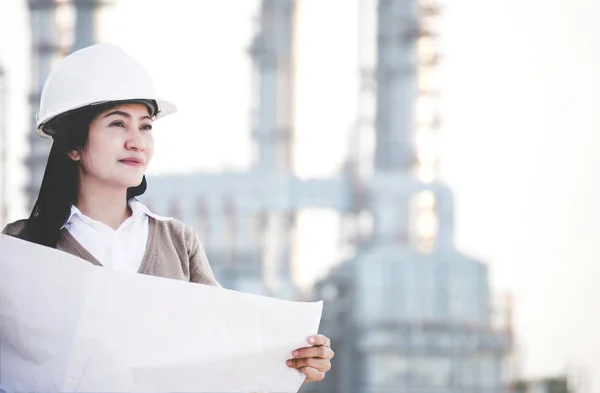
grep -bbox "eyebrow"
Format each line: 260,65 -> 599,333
103,110 -> 152,121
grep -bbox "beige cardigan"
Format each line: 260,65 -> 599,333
1,217 -> 220,286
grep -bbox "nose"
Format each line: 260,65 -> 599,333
125,127 -> 146,152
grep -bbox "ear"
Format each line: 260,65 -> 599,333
67,150 -> 81,162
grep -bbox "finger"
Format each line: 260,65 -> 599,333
299,366 -> 326,383
292,345 -> 335,360
307,334 -> 331,348
287,357 -> 331,371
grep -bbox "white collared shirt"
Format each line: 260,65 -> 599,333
63,199 -> 171,272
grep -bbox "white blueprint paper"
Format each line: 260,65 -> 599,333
0,234 -> 323,392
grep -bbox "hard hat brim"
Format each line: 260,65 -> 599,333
36,98 -> 177,139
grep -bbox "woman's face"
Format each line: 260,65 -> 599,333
70,103 -> 154,190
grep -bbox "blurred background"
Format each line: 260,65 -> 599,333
0,0 -> 599,392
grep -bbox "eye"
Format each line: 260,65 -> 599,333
142,124 -> 153,131
110,120 -> 125,128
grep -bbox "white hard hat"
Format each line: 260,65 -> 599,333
36,43 -> 177,138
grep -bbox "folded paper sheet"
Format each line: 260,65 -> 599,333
0,234 -> 323,392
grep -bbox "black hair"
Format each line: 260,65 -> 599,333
23,99 -> 158,247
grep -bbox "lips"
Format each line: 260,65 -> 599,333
119,158 -> 144,166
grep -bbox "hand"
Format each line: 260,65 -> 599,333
286,334 -> 334,383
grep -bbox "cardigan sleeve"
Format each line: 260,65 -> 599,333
1,219 -> 27,237
187,228 -> 221,287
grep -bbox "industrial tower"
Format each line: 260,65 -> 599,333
143,0 -> 301,299
306,0 -> 512,391
25,0 -> 107,209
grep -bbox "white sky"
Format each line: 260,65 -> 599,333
1,0 -> 599,389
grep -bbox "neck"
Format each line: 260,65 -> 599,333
75,179 -> 131,230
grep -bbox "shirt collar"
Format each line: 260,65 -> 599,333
128,199 -> 172,221
62,205 -> 83,229
62,199 -> 172,229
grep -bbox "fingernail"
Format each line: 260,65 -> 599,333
308,337 -> 315,344
293,350 -> 300,357
287,360 -> 293,367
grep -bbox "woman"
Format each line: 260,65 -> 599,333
2,43 -> 333,385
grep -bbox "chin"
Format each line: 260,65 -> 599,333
119,175 -> 144,189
